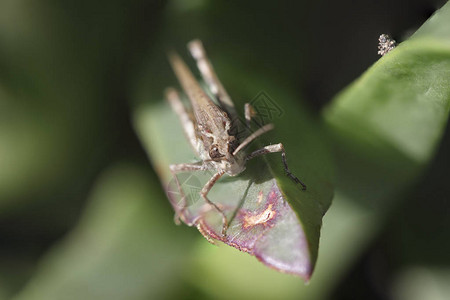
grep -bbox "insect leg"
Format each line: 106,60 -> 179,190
232,123 -> 274,156
165,88 -> 198,152
169,163 -> 208,224
246,143 -> 307,190
244,103 -> 257,129
170,163 -> 206,173
187,40 -> 236,115
200,171 -> 228,236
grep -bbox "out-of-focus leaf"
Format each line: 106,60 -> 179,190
12,163 -> 194,300
391,267 -> 450,300
325,2 -> 450,203
133,49 -> 333,279
315,1 -> 450,296
0,1 -> 164,294
0,0 -> 162,211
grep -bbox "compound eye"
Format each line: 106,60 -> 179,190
209,144 -> 224,159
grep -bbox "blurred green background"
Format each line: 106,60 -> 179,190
1,0 -> 450,299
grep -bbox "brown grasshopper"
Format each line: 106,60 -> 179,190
166,40 -> 306,236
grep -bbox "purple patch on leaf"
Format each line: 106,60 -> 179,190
190,183 -> 312,279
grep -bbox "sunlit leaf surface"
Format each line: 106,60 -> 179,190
134,55 -> 334,279
182,2 -> 450,297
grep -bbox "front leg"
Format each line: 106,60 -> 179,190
200,171 -> 228,236
246,143 -> 307,190
169,162 -> 209,224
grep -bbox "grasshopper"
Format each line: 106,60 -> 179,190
166,39 -> 306,236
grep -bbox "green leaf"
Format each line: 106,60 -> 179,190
12,163 -> 195,300
317,1 -> 450,295
324,1 -> 450,207
391,266 -> 450,300
183,192 -> 378,300
133,50 -> 333,279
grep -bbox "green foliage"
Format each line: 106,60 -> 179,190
325,0 -> 450,208
134,71 -> 333,279
12,164 -> 193,300
1,0 -> 450,299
